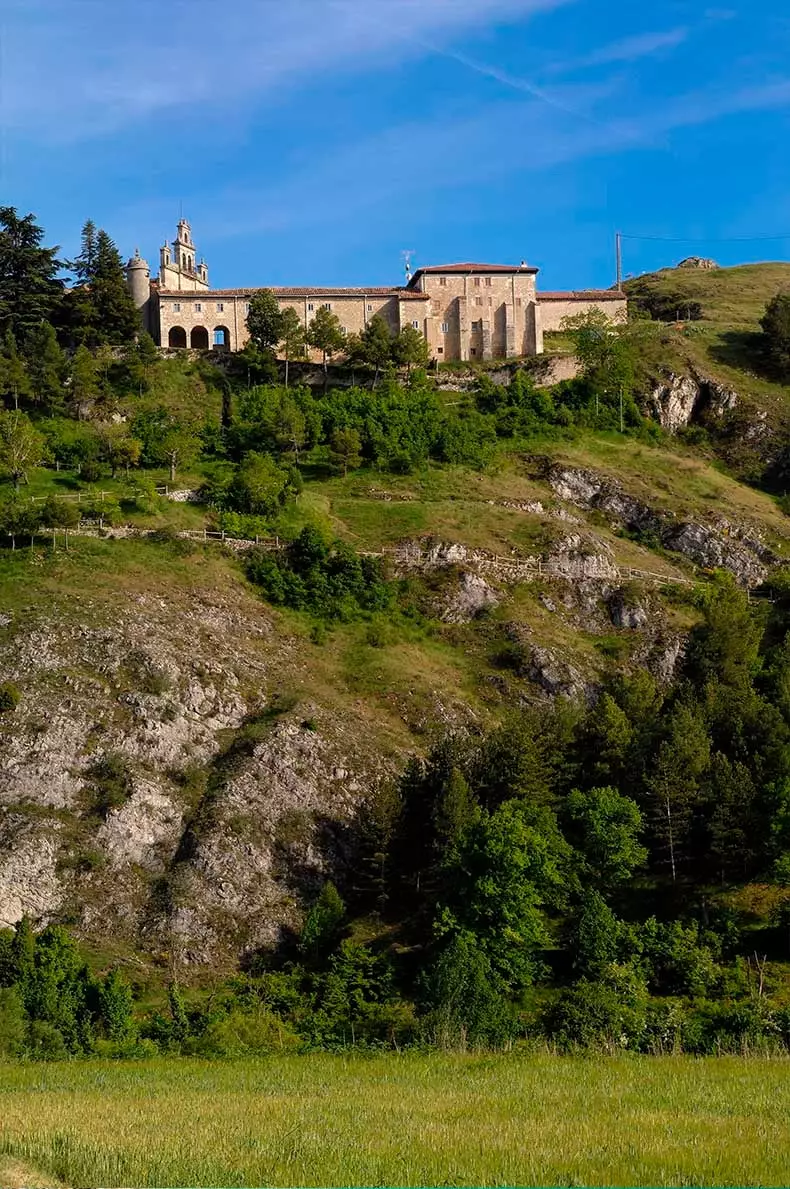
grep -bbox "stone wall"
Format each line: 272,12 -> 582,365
539,294 -> 628,332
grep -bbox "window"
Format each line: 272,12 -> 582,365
472,319 -> 482,330
437,346 -> 444,353
470,347 -> 477,356
485,277 -> 492,287
195,302 -> 202,312
216,302 -> 224,312
488,297 -> 493,306
244,302 -> 250,314
367,304 -> 373,312
474,277 -> 481,287
439,277 -> 447,287
412,320 -> 420,330
516,297 -> 522,308
323,302 -> 332,310
441,321 -> 449,333
173,302 -> 181,313
308,303 -> 314,312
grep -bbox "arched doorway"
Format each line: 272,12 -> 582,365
190,326 -> 209,349
168,326 -> 187,349
213,325 -> 230,349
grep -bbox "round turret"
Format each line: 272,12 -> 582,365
126,248 -> 150,312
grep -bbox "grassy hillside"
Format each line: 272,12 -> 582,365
621,261 -> 790,424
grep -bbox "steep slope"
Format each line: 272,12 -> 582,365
2,436 -> 789,964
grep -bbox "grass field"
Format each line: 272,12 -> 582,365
1,1053 -> 790,1187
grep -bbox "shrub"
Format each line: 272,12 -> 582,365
544,975 -> 647,1051
0,682 -> 20,713
85,752 -> 133,818
187,1007 -> 299,1057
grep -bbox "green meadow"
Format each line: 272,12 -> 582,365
1,1053 -> 790,1188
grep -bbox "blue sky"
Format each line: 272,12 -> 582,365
2,0 -> 790,291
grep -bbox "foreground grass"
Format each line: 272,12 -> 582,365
1,1053 -> 790,1187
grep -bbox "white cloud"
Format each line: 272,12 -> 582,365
0,0 -> 575,143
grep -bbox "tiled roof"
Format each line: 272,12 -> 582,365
158,286 -> 429,300
539,290 -> 626,301
410,262 -> 539,279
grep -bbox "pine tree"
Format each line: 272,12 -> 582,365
25,323 -> 65,415
0,207 -> 61,342
69,345 -> 99,415
358,315 -> 393,387
91,229 -> 141,345
393,324 -> 430,376
69,219 -> 99,284
0,331 -> 31,409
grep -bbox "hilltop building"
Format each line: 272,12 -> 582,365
127,220 -> 626,361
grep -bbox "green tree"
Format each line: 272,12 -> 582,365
684,572 -> 762,691
565,786 -> 647,891
279,307 -> 306,387
69,219 -> 99,284
0,986 -> 26,1057
421,930 -> 517,1049
393,324 -> 430,375
230,452 -> 291,515
69,345 -> 99,414
329,427 -> 363,476
440,800 -> 570,990
24,323 -> 65,415
98,969 -> 135,1042
306,306 -> 346,381
571,889 -> 628,978
300,882 -> 346,965
97,424 -> 142,477
41,495 -> 80,550
0,207 -> 61,342
247,289 -> 284,352
273,394 -> 306,462
761,291 -> 790,378
91,229 -> 141,344
0,495 -> 40,549
0,331 -> 31,409
357,315 -> 393,386
0,410 -> 44,488
646,701 -> 711,881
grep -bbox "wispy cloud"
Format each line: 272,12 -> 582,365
0,0 -> 576,144
544,27 -> 690,75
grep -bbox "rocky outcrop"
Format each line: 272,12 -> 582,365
648,372 -> 738,433
546,463 -> 775,586
441,573 -> 501,624
608,587 -> 649,629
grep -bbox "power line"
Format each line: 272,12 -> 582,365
620,232 -> 790,244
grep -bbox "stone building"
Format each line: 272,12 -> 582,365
127,220 -> 626,361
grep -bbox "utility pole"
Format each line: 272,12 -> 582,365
615,231 -> 623,291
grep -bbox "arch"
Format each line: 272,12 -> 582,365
213,325 -> 230,349
168,326 -> 187,349
190,326 -> 209,349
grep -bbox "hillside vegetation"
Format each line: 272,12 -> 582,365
4,208 -> 790,1064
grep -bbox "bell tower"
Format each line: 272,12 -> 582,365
158,218 -> 209,292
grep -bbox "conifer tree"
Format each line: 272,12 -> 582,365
0,207 -> 61,342
70,219 -> 99,284
0,331 -> 31,409
91,230 -> 140,345
25,323 -> 66,415
279,306 -> 306,387
69,345 -> 99,415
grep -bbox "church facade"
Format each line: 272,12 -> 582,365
127,220 -> 626,362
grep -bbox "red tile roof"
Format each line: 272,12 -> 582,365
410,262 -> 539,281
158,286 -> 429,300
539,290 -> 626,301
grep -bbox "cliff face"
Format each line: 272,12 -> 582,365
0,575 -> 393,964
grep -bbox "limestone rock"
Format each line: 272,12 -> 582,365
441,573 -> 501,624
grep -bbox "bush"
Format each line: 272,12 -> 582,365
0,986 -> 26,1056
544,975 -> 647,1051
0,682 -> 20,713
187,1007 -> 300,1056
246,527 -> 393,621
85,752 -> 133,818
